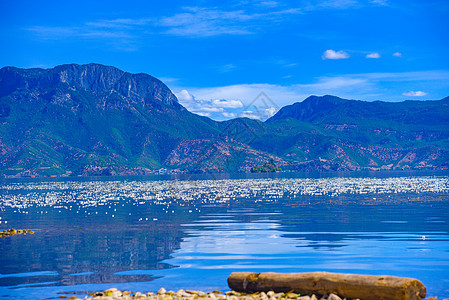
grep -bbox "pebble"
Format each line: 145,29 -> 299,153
59,288 -> 445,300
327,294 -> 341,300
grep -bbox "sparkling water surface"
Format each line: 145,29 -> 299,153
0,173 -> 448,299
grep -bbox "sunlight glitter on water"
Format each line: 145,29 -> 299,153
0,175 -> 448,299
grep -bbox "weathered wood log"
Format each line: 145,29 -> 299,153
227,272 -> 426,300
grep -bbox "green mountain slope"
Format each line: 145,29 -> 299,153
260,95 -> 449,170
0,64 -> 221,176
1,65 -> 448,177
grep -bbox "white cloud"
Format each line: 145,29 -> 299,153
393,52 -> 402,57
322,49 -> 350,60
213,99 -> 244,108
176,89 -> 195,102
266,107 -> 277,117
177,84 -> 301,108
175,89 -> 227,117
173,79 -> 366,118
366,52 -> 380,58
241,111 -> 262,119
194,112 -> 211,117
170,70 -> 449,120
222,112 -> 237,118
402,91 -> 428,97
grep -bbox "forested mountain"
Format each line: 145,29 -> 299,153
1,64 -> 447,177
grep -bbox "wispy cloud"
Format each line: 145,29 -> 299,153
195,112 -> 212,117
158,77 -> 179,83
158,6 -> 302,37
28,18 -> 150,40
403,91 -> 428,97
322,49 -> 350,59
158,7 -> 253,37
319,0 -> 359,9
369,0 -> 389,6
27,1 -> 392,47
393,52 -> 402,57
273,58 -> 298,68
27,20 -> 143,51
26,6 -> 303,46
257,1 -> 280,8
314,0 -> 389,9
85,18 -> 152,29
220,64 -> 238,73
354,70 -> 449,81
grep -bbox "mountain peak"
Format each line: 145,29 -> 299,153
266,95 -> 349,123
303,95 -> 346,103
0,63 -> 180,107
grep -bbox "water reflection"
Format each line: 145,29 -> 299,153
0,176 -> 448,299
0,200 -> 192,296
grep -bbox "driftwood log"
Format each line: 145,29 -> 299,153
227,272 -> 426,300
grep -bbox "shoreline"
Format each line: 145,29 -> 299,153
2,169 -> 447,183
60,288 -> 449,300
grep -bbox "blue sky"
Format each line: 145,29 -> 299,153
1,0 -> 448,120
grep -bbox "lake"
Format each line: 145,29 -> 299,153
0,173 -> 448,299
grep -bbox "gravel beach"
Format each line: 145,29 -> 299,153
61,288 -> 345,300
59,288 -> 449,300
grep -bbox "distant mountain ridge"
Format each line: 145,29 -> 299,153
268,94 -> 449,127
1,64 -> 448,177
258,94 -> 449,171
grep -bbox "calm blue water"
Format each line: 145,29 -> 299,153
0,174 -> 448,299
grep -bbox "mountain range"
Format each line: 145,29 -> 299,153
1,63 -> 448,177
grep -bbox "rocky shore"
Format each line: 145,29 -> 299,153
61,288 -> 348,300
60,288 -> 448,300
